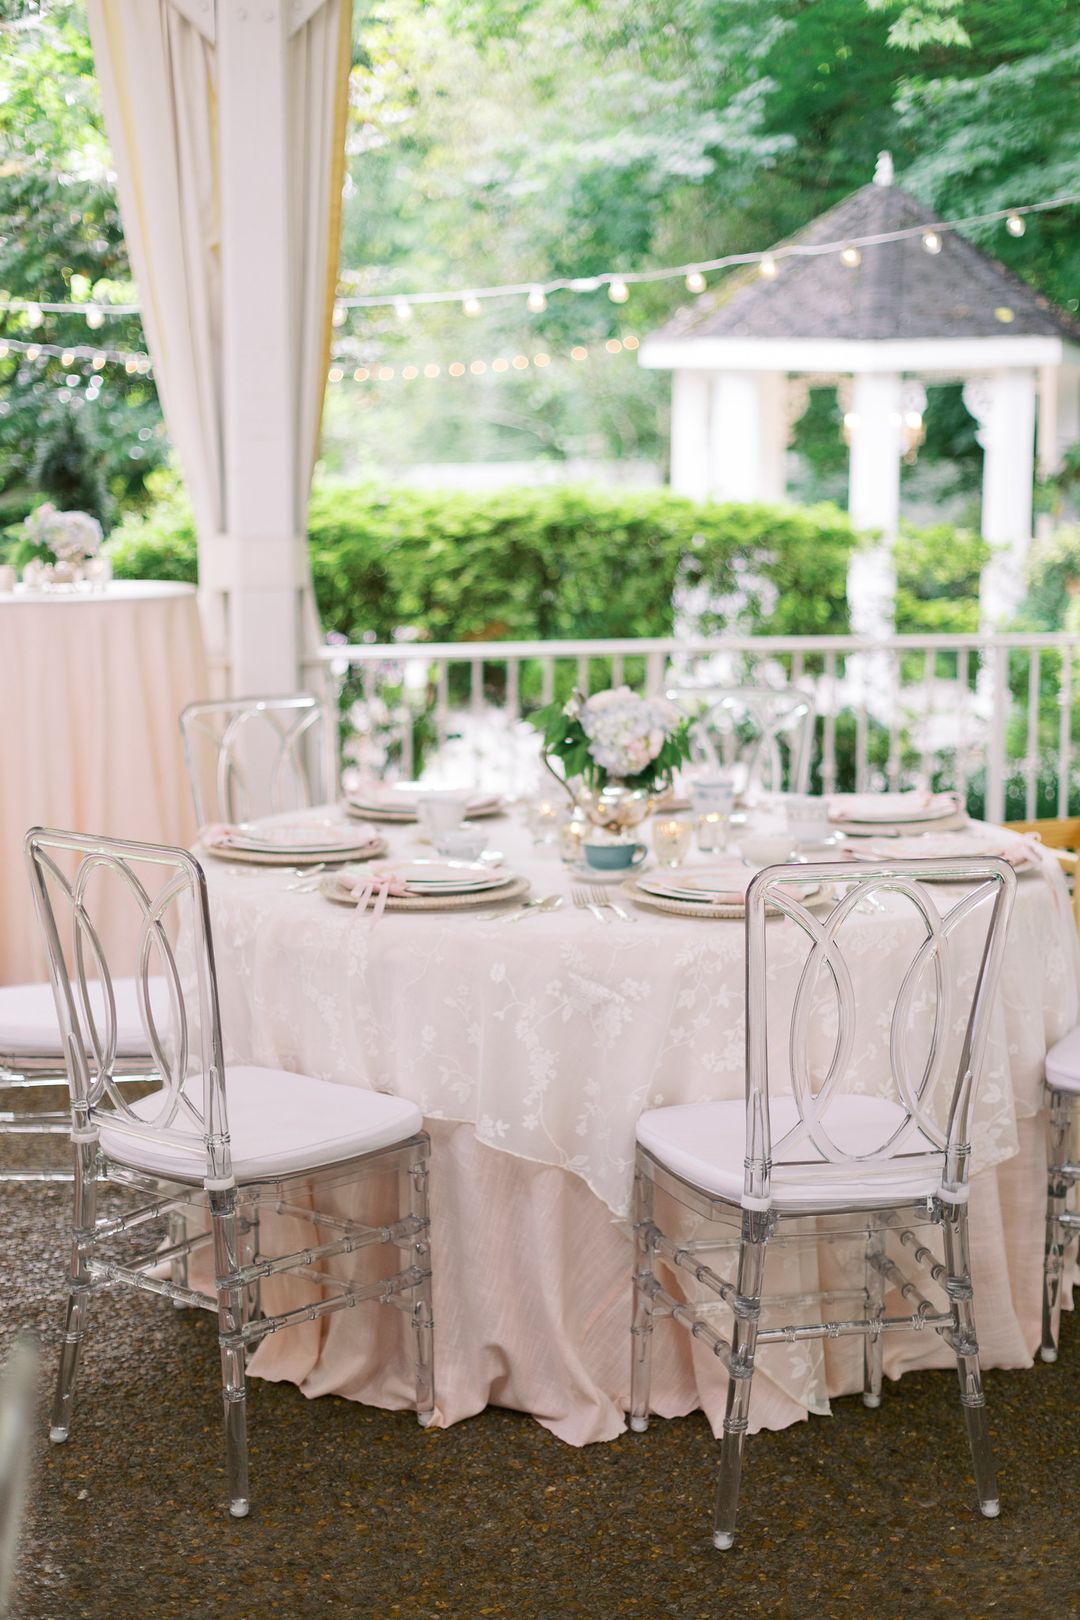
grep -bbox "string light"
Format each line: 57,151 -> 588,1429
759,254 -> 779,280
921,230 -> 942,254
85,305 -> 104,329
840,244 -> 862,268
462,296 -> 482,317
1006,212 -> 1026,237
608,279 -> 629,304
332,305 -> 347,327
685,271 -> 707,293
571,345 -> 588,360
527,286 -> 547,312
393,297 -> 412,322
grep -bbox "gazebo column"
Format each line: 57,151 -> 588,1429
846,372 -> 903,638
669,371 -> 712,502
707,372 -> 787,504
1036,364 -> 1080,536
963,370 -> 1037,626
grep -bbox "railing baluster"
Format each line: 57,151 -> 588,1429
956,647 -> 970,804
1059,647 -> 1072,819
576,655 -> 589,694
855,696 -> 868,795
1025,650 -> 1041,820
612,653 -> 624,686
921,648 -> 935,786
887,651 -> 902,791
470,658 -> 483,716
791,650 -> 804,687
987,645 -> 1008,825
506,658 -> 520,723
822,652 -> 837,797
436,662 -> 449,749
646,650 -> 665,696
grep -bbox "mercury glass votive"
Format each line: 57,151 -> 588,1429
696,810 -> 728,854
528,796 -> 560,846
652,814 -> 694,867
557,808 -> 588,863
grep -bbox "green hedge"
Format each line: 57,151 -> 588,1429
105,480 -> 860,644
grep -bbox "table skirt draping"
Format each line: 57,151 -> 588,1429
195,814 -> 1080,1441
234,1112 -> 1067,1444
0,583 -> 207,983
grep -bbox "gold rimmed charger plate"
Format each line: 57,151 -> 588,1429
204,837 -> 388,867
319,871 -> 530,912
344,798 -> 506,825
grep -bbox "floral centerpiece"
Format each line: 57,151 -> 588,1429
17,504 -> 104,587
533,686 -> 692,834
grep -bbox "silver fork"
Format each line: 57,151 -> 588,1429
585,885 -> 636,923
572,885 -> 610,923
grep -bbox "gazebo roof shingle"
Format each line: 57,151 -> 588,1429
654,182 -> 1080,345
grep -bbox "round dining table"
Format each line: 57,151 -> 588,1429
0,580 -> 207,984
196,807 -> 1080,1445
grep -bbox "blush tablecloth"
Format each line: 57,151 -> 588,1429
197,812 -> 1080,1443
1,582 -> 207,983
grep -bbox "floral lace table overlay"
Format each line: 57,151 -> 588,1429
201,814 -> 1080,1219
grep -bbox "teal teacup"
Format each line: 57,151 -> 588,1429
583,841 -> 647,872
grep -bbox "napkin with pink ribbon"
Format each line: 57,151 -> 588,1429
336,869 -> 412,923
199,822 -> 241,849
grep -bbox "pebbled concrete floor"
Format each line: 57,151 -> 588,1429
3,1181 -> 1078,1620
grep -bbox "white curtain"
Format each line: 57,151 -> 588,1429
85,0 -> 353,690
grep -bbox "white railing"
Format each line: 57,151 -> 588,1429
318,632 -> 1080,824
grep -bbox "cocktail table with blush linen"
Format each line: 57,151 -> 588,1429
195,808 -> 1080,1444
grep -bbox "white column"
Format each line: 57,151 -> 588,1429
707,371 -> 787,504
669,371 -> 711,502
846,372 -> 902,637
963,369 -> 1037,626
217,2 -> 305,696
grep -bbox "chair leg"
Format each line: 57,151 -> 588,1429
941,1200 -> 999,1519
863,1225 -> 885,1408
629,1162 -> 656,1433
407,1157 -> 435,1426
1041,1090 -> 1072,1363
50,1137 -> 98,1442
211,1186 -> 251,1518
712,1209 -> 767,1550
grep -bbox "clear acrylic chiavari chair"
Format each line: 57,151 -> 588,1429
1039,1029 -> 1080,1360
629,857 -> 1015,1549
26,828 -> 434,1518
666,685 -> 815,797
179,693 -> 336,827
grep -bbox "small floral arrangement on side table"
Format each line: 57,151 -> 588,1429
17,504 -> 106,588
532,685 -> 692,835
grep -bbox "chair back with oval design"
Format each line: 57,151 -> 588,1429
742,857 -> 1016,1209
180,694 -> 333,828
667,685 -> 814,797
25,829 -> 230,1185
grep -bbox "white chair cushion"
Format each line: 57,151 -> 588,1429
98,1066 -> 423,1183
636,1095 -> 943,1212
1045,1025 -> 1080,1094
0,979 -> 167,1061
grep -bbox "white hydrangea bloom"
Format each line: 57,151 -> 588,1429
579,685 -> 679,779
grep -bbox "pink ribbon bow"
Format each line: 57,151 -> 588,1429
337,870 -> 411,924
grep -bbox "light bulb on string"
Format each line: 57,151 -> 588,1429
393,297 -> 412,322
570,345 -> 588,361
26,344 -> 41,361
1006,212 -> 1026,237
526,286 -> 547,313
840,244 -> 862,268
759,254 -> 779,281
685,271 -> 707,294
608,279 -> 629,304
85,305 -> 104,330
332,304 -> 346,327
922,231 -> 942,255
61,350 -> 75,368
462,296 -> 482,317
25,303 -> 43,329
92,354 -> 106,371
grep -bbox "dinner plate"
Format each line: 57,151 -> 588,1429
639,862 -> 752,903
230,819 -> 378,854
346,793 -> 504,824
320,871 -> 530,912
828,793 -> 960,826
370,859 -> 513,895
844,833 -> 1041,873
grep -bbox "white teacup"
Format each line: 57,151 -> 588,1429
784,794 -> 831,846
740,830 -> 795,868
434,824 -> 488,861
417,791 -> 471,837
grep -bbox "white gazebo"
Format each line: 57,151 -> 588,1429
639,160 -> 1080,629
